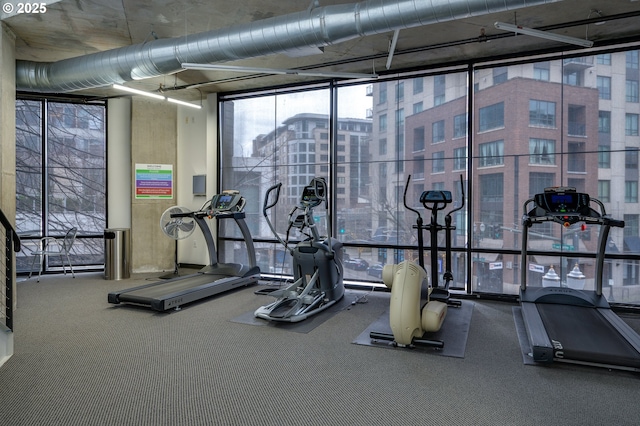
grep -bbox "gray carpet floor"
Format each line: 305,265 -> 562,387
1,272 -> 640,426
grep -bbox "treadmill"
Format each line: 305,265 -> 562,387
519,186 -> 640,372
108,191 -> 260,311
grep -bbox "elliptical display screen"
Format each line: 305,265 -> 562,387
301,186 -> 322,207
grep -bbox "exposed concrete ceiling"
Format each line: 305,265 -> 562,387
3,0 -> 640,101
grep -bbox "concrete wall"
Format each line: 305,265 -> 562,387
0,22 -> 16,366
175,94 -> 218,266
176,102 -> 208,266
130,98 -> 177,273
0,23 -> 16,229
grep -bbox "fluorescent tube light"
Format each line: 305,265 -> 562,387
112,83 -> 165,100
113,84 -> 201,109
166,97 -> 202,109
494,22 -> 593,48
181,63 -> 378,80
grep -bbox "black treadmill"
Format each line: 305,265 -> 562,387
108,191 -> 260,311
519,187 -> 640,371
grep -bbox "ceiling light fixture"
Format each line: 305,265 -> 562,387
181,63 -> 378,80
166,97 -> 202,109
112,83 -> 165,100
494,22 -> 593,48
112,84 -> 201,109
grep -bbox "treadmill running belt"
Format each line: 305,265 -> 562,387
121,273 -> 227,300
537,303 -> 640,368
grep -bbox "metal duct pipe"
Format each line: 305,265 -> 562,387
16,0 -> 560,92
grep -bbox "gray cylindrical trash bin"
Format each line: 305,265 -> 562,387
104,228 -> 131,280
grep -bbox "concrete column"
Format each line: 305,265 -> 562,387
107,98 -> 132,228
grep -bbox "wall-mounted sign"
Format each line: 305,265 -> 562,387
135,164 -> 173,199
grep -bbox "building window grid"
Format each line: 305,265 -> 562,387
626,114 -> 640,136
529,138 -> 556,165
432,151 -> 445,173
529,99 -> 556,128
599,110 -> 611,134
533,62 -> 550,81
432,120 -> 445,144
598,146 -> 611,169
625,181 -> 638,203
453,147 -> 467,171
627,80 -> 639,103
478,140 -> 504,167
453,113 -> 467,139
478,102 -> 505,132
598,180 -> 611,202
624,214 -> 639,237
626,149 -> 639,170
627,50 -> 639,69
598,76 -> 612,100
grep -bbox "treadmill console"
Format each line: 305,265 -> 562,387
531,187 -> 592,225
209,191 -> 244,213
535,188 -> 590,215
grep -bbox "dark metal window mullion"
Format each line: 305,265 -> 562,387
466,64 -> 475,295
41,99 -> 50,274
329,82 -> 338,237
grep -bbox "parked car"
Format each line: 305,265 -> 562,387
344,258 -> 369,271
366,263 -> 384,279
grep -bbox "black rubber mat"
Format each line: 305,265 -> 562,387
352,300 -> 474,358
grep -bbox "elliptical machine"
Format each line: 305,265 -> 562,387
255,177 -> 344,323
410,174 -> 465,308
370,175 -> 464,348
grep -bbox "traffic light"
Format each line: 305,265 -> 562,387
338,218 -> 345,234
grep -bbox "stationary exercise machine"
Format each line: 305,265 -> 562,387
519,186 -> 640,371
108,191 -> 260,311
409,174 -> 464,308
254,177 -> 344,322
370,175 -> 464,348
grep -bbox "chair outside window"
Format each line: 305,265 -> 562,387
29,228 -> 77,282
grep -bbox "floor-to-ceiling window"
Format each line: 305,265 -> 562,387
15,98 -> 107,275
218,45 -> 640,306
218,89 -> 330,275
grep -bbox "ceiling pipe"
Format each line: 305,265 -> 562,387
15,0 -> 561,92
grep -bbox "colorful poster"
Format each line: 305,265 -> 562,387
135,164 -> 173,199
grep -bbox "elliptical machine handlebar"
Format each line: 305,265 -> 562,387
403,175 -> 422,221
263,183 -> 290,252
263,183 -> 282,214
447,175 -> 466,217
